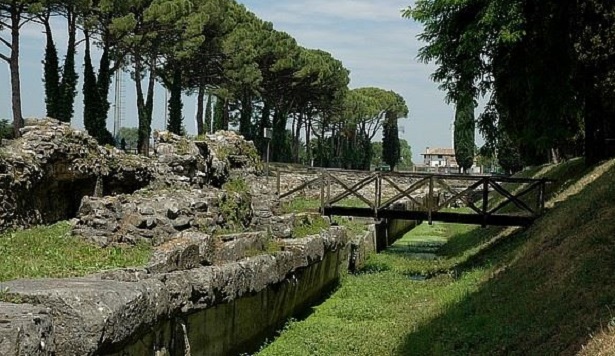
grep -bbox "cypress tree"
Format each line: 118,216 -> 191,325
83,32 -> 99,136
57,12 -> 78,123
83,31 -> 114,145
454,95 -> 476,173
213,96 -> 225,132
382,113 -> 400,171
167,66 -> 183,135
43,26 -> 60,120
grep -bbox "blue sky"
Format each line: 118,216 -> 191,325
0,0 -> 471,162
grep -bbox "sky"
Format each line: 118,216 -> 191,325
0,0 -> 474,163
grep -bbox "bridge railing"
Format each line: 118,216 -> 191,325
275,168 -> 552,227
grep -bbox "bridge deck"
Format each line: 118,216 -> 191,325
323,206 -> 534,226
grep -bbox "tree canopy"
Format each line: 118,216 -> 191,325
1,0 -> 411,168
406,0 -> 615,169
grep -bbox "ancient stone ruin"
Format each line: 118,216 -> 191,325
0,118 -> 374,355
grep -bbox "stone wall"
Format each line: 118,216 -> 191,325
0,227 -> 349,356
349,226 -> 377,272
0,119 -> 154,231
0,120 -> 262,234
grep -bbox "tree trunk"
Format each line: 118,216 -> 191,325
305,115 -> 312,166
293,112 -> 303,163
196,86 -> 205,136
239,94 -> 253,140
205,93 -> 212,134
135,56 -> 147,155
222,98 -> 229,130
10,8 -> 23,137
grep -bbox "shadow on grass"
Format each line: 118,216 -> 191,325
395,226 -> 615,356
395,159 -> 615,356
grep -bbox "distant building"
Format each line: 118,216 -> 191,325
421,147 -> 458,169
418,147 -> 482,174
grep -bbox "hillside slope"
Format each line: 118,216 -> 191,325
402,158 -> 615,355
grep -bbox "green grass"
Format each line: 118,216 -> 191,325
332,217 -> 369,236
280,196 -> 366,214
258,220 -> 495,356
279,197 -> 321,214
291,216 -> 330,239
259,158 -> 615,355
0,222 -> 152,282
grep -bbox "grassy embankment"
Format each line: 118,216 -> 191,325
258,158 -> 615,355
0,222 -> 151,282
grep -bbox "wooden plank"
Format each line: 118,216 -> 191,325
276,167 -> 281,197
435,180 -> 483,211
428,176 -> 434,225
326,172 -> 375,208
488,180 -> 537,216
378,210 -> 534,226
375,173 -> 381,216
279,176 -> 322,200
323,206 -> 377,218
323,207 -> 534,226
379,176 -> 429,210
328,174 -> 377,205
482,178 -> 490,227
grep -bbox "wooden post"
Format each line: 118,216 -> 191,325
320,170 -> 325,213
276,167 -> 281,197
326,172 -> 331,208
375,173 -> 381,217
482,177 -> 489,228
538,180 -> 546,215
428,175 -> 434,225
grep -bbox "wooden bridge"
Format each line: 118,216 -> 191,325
276,169 -> 551,227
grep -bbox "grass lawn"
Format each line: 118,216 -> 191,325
0,222 -> 152,282
258,220 -> 495,356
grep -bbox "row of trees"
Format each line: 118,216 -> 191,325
1,0 -> 409,169
406,0 -> 615,171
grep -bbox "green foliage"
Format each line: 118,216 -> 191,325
279,197 -> 321,214
398,139 -> 413,170
291,216 -> 330,239
0,222 -> 151,281
220,178 -> 252,228
213,95 -> 226,131
117,127 -> 139,150
82,32 -> 114,146
370,142 -> 383,167
496,132 -> 523,174
43,26 -> 61,120
372,139 -> 413,170
382,115 -> 400,170
0,119 -> 13,139
407,0 -> 614,167
167,66 -> 183,135
454,94 -> 475,172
